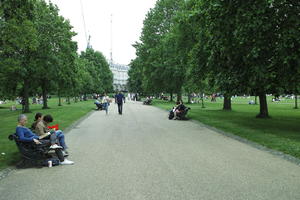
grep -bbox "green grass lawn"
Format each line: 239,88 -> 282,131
153,96 -> 300,159
0,98 -> 95,170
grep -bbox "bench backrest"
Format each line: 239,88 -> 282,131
8,133 -> 48,159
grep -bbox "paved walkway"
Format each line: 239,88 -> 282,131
0,102 -> 299,200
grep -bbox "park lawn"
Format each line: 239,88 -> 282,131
153,97 -> 300,159
0,98 -> 95,170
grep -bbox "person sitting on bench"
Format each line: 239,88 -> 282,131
31,112 -> 43,130
16,114 -> 74,165
94,99 -> 102,110
174,100 -> 186,120
143,97 -> 152,105
35,114 -> 70,157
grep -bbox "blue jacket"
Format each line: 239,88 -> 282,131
115,93 -> 125,104
16,126 -> 39,142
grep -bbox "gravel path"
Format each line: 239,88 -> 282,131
0,101 -> 299,200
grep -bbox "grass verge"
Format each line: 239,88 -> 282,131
152,97 -> 300,159
0,98 -> 95,170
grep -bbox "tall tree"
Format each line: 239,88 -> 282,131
136,0 -> 185,97
128,57 -> 144,95
234,0 -> 278,117
0,0 -> 39,112
80,48 -> 113,94
33,1 -> 77,109
272,0 -> 300,109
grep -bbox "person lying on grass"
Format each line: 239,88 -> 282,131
16,114 -> 74,165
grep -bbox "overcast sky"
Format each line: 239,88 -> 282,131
49,0 -> 157,65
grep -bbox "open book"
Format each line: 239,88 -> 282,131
39,132 -> 51,140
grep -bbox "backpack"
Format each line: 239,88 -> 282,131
168,111 -> 174,120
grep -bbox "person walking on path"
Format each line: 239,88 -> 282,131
102,93 -> 110,115
115,91 -> 125,115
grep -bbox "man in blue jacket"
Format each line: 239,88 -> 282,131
115,91 -> 125,115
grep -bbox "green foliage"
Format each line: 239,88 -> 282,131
80,48 -> 113,94
0,0 -> 39,112
32,0 -> 78,108
133,0 -> 185,96
74,56 -> 94,95
128,57 -> 143,93
271,1 -> 300,95
132,0 -> 300,117
0,0 -> 111,110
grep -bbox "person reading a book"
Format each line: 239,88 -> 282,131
35,114 -> 69,157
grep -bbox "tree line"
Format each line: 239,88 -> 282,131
128,0 -> 300,118
0,0 -> 113,112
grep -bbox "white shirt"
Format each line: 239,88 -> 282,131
102,96 -> 110,104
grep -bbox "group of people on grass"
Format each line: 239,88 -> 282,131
16,113 -> 74,165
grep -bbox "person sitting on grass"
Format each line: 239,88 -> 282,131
16,114 -> 74,165
35,114 -> 70,157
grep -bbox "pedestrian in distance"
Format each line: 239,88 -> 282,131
115,91 -> 125,115
102,93 -> 110,115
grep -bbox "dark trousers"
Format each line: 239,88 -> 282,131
41,132 -> 57,145
117,103 -> 123,114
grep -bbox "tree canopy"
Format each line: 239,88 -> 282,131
128,0 -> 300,118
0,0 -> 113,112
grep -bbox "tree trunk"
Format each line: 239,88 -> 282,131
67,96 -> 71,104
201,93 -> 205,108
84,94 -> 87,101
135,93 -> 139,101
223,94 -> 232,110
23,79 -> 30,113
295,95 -> 298,109
58,90 -> 62,106
41,81 -> 49,109
75,96 -> 78,103
170,92 -> 173,102
257,93 -> 270,118
177,92 -> 182,102
187,93 -> 191,104
254,96 -> 257,104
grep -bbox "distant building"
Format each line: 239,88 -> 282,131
109,62 -> 129,91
